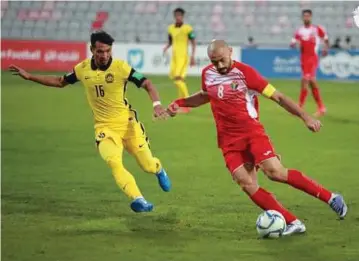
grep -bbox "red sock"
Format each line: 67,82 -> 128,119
287,169 -> 332,203
311,87 -> 324,109
299,87 -> 308,107
250,187 -> 297,224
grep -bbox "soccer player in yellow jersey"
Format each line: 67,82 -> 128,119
163,7 -> 196,113
9,31 -> 171,213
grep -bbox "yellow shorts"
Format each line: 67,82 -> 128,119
170,56 -> 188,79
95,110 -> 149,155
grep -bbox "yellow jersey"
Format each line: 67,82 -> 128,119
167,23 -> 195,58
64,57 -> 146,128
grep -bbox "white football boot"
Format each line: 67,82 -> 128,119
283,219 -> 306,236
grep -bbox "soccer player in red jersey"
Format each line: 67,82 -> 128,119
167,40 -> 347,236
290,9 -> 329,117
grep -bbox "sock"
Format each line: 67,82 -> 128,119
287,169 -> 332,203
174,80 -> 189,99
109,159 -> 143,200
98,138 -> 142,200
134,149 -> 162,175
250,187 -> 297,224
311,87 -> 324,109
299,87 -> 308,107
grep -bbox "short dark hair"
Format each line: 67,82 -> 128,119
302,9 -> 312,15
91,31 -> 114,47
174,7 -> 185,15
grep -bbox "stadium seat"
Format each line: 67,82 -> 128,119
1,1 -> 358,46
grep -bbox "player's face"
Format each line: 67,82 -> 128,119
174,12 -> 184,24
209,47 -> 233,75
302,13 -> 312,25
91,42 -> 112,66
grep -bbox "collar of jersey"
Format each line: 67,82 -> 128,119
91,57 -> 112,71
175,23 -> 183,28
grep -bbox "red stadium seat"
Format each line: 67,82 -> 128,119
91,20 -> 104,31
95,11 -> 108,22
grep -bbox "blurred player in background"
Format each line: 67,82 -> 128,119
163,7 -> 196,113
290,9 -> 329,117
10,31 -> 171,213
168,40 -> 347,235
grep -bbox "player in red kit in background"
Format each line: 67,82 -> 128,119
167,40 -> 347,236
290,9 -> 329,117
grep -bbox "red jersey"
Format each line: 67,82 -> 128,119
201,61 -> 269,149
291,24 -> 328,57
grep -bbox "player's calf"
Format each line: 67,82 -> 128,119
135,151 -> 171,192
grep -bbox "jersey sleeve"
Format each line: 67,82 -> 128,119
63,62 -> 81,84
63,70 -> 78,84
242,64 -> 273,97
187,25 -> 195,40
317,25 -> 328,40
122,61 -> 147,88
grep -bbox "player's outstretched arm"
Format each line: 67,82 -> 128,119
167,91 -> 209,117
141,79 -> 168,120
9,64 -> 68,88
270,90 -> 322,132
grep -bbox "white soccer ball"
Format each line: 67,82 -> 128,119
256,210 -> 287,238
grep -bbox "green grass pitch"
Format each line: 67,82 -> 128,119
2,72 -> 359,261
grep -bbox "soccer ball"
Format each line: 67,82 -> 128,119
256,210 -> 286,238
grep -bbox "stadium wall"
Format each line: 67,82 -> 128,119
1,39 -> 358,81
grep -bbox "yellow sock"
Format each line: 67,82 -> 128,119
134,148 -> 162,174
108,157 -> 142,199
174,79 -> 189,99
98,139 -> 142,199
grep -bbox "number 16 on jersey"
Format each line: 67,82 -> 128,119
95,85 -> 105,97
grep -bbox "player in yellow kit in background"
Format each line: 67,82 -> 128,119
163,7 -> 197,113
9,31 -> 171,213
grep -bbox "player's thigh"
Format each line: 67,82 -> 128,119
95,127 -> 124,163
301,57 -> 317,79
223,149 -> 252,176
232,162 -> 259,195
123,115 -> 150,156
249,134 -> 277,166
258,156 -> 287,182
173,58 -> 188,79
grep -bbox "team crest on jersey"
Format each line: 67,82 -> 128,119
105,73 -> 114,83
231,81 -> 239,90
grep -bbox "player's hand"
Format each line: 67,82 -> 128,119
304,116 -> 322,132
190,55 -> 196,67
289,43 -> 296,49
9,64 -> 31,80
166,102 -> 180,117
153,105 -> 169,121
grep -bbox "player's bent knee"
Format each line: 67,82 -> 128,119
174,76 -> 184,82
106,155 -> 124,169
263,166 -> 287,182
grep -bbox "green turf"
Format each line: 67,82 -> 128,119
2,72 -> 359,261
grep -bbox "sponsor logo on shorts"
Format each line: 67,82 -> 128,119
263,150 -> 272,156
98,132 -> 105,139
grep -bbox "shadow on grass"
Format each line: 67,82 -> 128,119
324,115 -> 359,125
